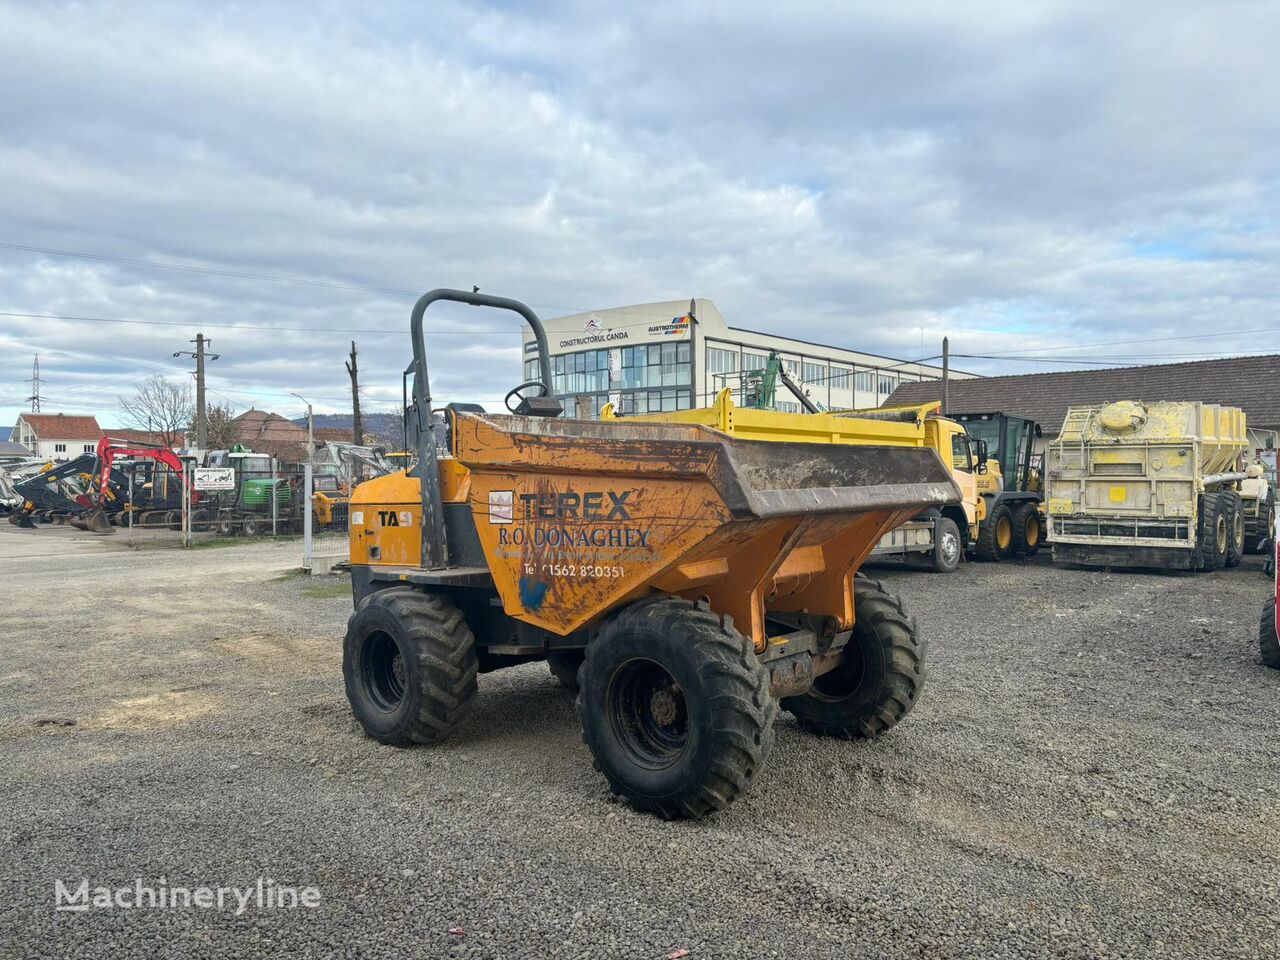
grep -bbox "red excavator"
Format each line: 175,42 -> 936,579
75,438 -> 200,534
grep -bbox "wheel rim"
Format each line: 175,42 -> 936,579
1215,515 -> 1227,553
607,658 -> 689,769
940,529 -> 960,566
362,630 -> 406,712
996,516 -> 1012,550
1233,512 -> 1244,548
1025,515 -> 1040,547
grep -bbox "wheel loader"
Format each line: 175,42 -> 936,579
343,289 -> 961,819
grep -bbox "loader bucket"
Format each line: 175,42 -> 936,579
72,507 -> 115,534
452,413 -> 961,649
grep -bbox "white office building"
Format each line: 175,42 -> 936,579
522,298 -> 973,418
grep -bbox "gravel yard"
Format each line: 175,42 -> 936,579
1,524 -> 1277,959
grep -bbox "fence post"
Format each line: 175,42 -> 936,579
271,457 -> 278,536
127,470 -> 134,547
182,464 -> 191,548
303,462 -> 313,572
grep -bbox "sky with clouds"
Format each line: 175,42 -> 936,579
1,0 -> 1278,428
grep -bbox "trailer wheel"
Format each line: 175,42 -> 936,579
1196,493 -> 1226,571
1261,599 -> 1280,669
929,517 -> 962,572
242,517 -> 263,537
1012,502 -> 1042,557
577,597 -> 775,819
1250,494 -> 1275,554
781,577 -> 924,740
1224,493 -> 1244,568
975,502 -> 1014,561
343,588 -> 478,746
547,650 -> 585,691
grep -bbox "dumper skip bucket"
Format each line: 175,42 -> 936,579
452,413 -> 961,650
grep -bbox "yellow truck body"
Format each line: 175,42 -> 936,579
603,391 -> 978,570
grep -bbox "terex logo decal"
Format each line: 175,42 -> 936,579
519,491 -> 631,520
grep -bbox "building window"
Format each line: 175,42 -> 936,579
55,443 -> 66,453
742,352 -> 769,372
828,366 -> 850,390
855,371 -> 874,392
878,375 -> 896,395
802,361 -> 826,384
83,444 -> 94,453
707,347 -> 738,375
775,401 -> 801,414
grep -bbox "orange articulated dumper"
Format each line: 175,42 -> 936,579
344,289 -> 961,818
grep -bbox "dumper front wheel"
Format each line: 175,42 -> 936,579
577,598 -> 775,819
782,578 -> 924,740
343,588 -> 478,746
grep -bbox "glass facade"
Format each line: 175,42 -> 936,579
524,341 -> 691,416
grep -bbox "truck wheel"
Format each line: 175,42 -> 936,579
577,597 -> 775,819
1196,493 -> 1226,571
975,502 -> 1014,561
1261,599 -> 1280,669
547,650 -> 585,691
1011,502 -> 1042,557
1224,493 -> 1244,568
216,516 -> 236,537
929,517 -> 962,573
343,588 -> 478,746
242,517 -> 263,537
781,577 -> 924,739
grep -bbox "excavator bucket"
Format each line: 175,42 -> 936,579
71,507 -> 115,534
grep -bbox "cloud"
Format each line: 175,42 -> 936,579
1,0 -> 1278,427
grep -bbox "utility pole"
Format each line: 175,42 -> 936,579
941,336 -> 950,416
346,341 -> 363,444
27,355 -> 41,412
174,334 -> 219,447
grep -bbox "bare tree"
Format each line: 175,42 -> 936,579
119,375 -> 194,448
204,401 -> 239,450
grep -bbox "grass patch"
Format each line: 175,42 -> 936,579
302,582 -> 352,600
185,538 -> 243,550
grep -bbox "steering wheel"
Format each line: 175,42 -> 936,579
505,379 -> 549,413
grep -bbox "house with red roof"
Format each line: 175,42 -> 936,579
10,412 -> 103,461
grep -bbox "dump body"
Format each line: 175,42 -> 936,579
350,410 -> 960,649
1046,400 -> 1247,568
604,391 -> 978,566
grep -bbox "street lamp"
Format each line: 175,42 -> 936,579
290,392 -> 314,465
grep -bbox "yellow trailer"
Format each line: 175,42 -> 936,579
1046,400 -> 1249,570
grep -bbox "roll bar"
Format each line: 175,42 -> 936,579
409,288 -> 557,569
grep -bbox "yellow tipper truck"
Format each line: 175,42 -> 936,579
1045,400 -> 1249,571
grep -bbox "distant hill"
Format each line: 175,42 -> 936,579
294,412 -> 403,445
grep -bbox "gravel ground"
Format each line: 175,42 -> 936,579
1,525 -> 1277,959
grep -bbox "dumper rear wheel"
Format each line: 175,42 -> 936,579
577,597 -> 775,819
1261,599 -> 1279,669
547,650 -> 584,691
782,578 -> 924,740
343,588 -> 478,746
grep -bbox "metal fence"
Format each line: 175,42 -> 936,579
303,463 -> 351,573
